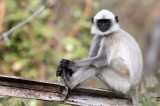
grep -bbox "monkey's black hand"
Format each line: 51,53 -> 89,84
60,59 -> 71,68
56,66 -> 62,77
56,59 -> 72,77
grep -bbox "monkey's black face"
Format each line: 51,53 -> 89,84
97,19 -> 111,32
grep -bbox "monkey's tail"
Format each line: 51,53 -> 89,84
132,86 -> 139,106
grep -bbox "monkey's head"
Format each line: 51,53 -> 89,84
91,10 -> 120,35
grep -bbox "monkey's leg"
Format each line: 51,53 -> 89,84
97,58 -> 131,94
96,67 -> 131,93
65,67 -> 97,89
97,65 -> 139,105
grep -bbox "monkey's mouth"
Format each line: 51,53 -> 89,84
98,26 -> 109,32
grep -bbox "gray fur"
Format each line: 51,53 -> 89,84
63,10 -> 143,105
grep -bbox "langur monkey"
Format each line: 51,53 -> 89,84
56,9 -> 143,106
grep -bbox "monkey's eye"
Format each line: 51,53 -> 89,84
99,20 -> 103,23
97,19 -> 110,23
104,19 -> 110,23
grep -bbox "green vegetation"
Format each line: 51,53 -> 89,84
0,0 -> 160,106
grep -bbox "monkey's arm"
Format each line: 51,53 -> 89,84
73,55 -> 107,68
60,55 -> 107,70
61,40 -> 107,69
88,35 -> 102,58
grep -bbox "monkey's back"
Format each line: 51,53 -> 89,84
105,29 -> 143,86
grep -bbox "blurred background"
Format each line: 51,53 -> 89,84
0,0 -> 160,106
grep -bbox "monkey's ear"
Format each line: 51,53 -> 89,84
91,17 -> 94,24
115,16 -> 119,23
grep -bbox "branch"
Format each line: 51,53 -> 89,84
0,75 -> 132,106
68,0 -> 92,37
0,0 -> 57,42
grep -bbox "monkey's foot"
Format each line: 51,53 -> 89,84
56,66 -> 62,77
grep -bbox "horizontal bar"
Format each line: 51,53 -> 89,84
0,75 -> 132,106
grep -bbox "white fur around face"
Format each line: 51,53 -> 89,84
91,9 -> 120,35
